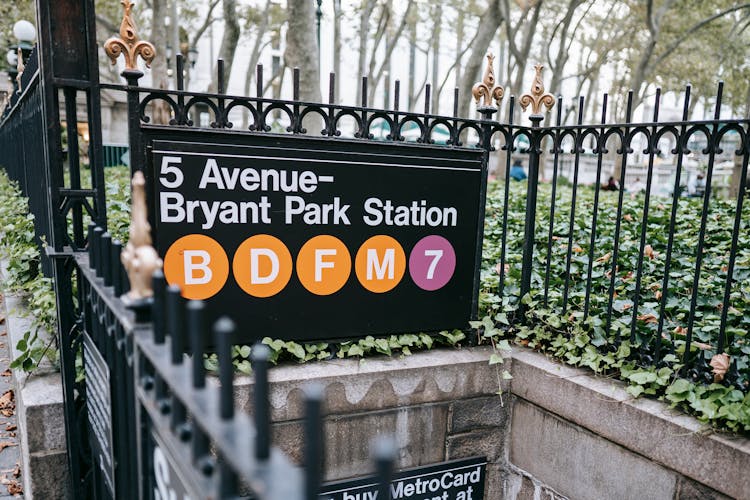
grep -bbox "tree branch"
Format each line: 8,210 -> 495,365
191,0 -> 222,47
652,3 -> 750,69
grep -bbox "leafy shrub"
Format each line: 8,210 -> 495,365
0,170 -> 59,371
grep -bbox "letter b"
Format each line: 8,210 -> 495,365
164,235 -> 229,300
184,250 -> 212,285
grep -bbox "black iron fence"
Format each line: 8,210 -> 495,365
77,222 -> 397,499
108,54 -> 750,390
485,86 -> 749,389
0,47 -> 55,276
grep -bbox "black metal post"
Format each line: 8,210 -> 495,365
215,317 -> 235,420
372,435 -> 396,500
519,113 -> 543,317
253,343 -> 271,461
475,102 -> 497,334
123,69 -> 145,175
304,384 -> 324,500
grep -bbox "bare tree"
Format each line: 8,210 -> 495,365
357,0 -> 377,81
458,0 -> 504,119
333,0 -> 342,102
210,0 -> 241,92
285,0 -> 322,102
241,0 -> 272,128
150,0 -> 171,124
430,3 -> 442,113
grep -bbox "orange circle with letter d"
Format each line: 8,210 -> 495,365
296,235 -> 351,295
233,235 -> 293,298
164,234 -> 229,300
355,235 -> 406,293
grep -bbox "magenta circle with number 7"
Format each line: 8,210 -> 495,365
408,235 -> 456,291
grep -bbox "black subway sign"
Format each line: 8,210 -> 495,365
149,137 -> 485,342
319,456 -> 486,500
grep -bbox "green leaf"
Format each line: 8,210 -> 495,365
627,371 -> 657,385
502,370 -> 513,380
489,353 -> 504,365
285,342 -> 306,361
347,344 -> 364,357
666,378 -> 693,398
626,385 -> 645,398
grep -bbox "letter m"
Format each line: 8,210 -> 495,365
367,248 -> 395,280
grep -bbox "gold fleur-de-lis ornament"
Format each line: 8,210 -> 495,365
520,64 -> 555,120
104,0 -> 155,73
472,53 -> 505,112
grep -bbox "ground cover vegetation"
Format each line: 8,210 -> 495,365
479,178 -> 750,434
0,171 -> 57,371
1,165 -> 748,433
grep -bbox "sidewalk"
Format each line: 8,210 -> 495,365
0,295 -> 22,498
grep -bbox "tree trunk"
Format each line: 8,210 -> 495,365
458,0 -> 503,119
508,1 -> 543,105
454,7 -> 465,97
430,4 -> 442,114
169,0 -> 180,88
333,0 -> 342,102
367,0 -> 414,106
285,0 -> 322,102
357,0 -> 376,80
150,0 -> 170,124
210,0 -> 241,92
407,14 -> 417,111
242,0 -> 271,128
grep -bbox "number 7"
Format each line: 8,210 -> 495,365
424,249 -> 443,279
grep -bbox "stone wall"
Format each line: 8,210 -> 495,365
1,294 -> 69,499
233,347 -> 511,498
1,261 -> 70,499
234,346 -> 750,500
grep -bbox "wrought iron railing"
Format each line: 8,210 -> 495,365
79,222 -> 397,499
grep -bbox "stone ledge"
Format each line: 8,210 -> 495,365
509,348 -> 750,499
1,261 -> 68,499
234,346 -> 508,421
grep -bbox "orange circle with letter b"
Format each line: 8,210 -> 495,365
163,234 -> 229,300
296,235 -> 351,295
232,235 -> 293,298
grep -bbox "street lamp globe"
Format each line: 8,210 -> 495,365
6,49 -> 17,68
13,20 -> 36,45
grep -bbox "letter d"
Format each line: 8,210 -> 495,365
184,250 -> 213,285
250,248 -> 280,284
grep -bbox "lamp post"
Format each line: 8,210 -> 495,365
6,20 -> 36,93
165,43 -> 198,88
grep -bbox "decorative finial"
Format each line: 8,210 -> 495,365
104,0 -> 156,71
472,53 -> 505,110
15,48 -> 24,94
121,171 -> 162,301
520,64 -> 555,117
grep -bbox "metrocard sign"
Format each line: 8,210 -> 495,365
148,135 -> 486,342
